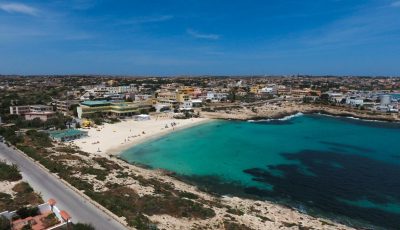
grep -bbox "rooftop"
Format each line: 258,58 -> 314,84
48,129 -> 87,139
81,100 -> 111,106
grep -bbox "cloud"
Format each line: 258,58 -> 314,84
0,3 -> 38,16
187,29 -> 220,40
118,15 -> 173,25
391,1 -> 400,7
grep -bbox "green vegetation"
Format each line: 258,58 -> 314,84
86,185 -> 215,229
42,213 -> 59,228
0,215 -> 11,230
80,167 -> 108,181
21,224 -> 32,230
226,207 -> 244,216
16,206 -> 40,219
0,161 -> 22,181
0,127 -> 23,145
223,221 -> 254,230
0,161 -> 42,212
5,127 -> 217,229
281,221 -> 298,228
26,130 -> 53,148
178,191 -> 199,200
92,157 -> 122,171
72,223 -> 96,230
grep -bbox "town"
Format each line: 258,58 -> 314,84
0,75 -> 399,230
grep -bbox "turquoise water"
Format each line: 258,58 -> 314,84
121,114 -> 400,229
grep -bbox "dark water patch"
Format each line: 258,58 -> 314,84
176,174 -> 259,199
243,150 -> 400,229
117,157 -> 154,170
311,113 -> 400,129
175,172 -> 374,229
320,141 -> 375,153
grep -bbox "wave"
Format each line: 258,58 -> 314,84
248,112 -> 304,122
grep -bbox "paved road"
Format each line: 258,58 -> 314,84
0,142 -> 127,230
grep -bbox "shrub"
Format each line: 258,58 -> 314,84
26,130 -> 53,148
0,161 -> 22,181
73,223 -> 95,230
0,215 -> 11,230
16,206 -> 39,219
41,213 -> 59,228
21,224 -> 32,230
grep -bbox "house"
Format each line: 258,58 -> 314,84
206,92 -> 228,102
9,105 -> 56,121
0,199 -> 71,230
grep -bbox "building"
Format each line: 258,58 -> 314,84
24,111 -> 56,121
206,92 -> 228,102
10,105 -> 53,115
176,92 -> 191,103
134,94 -> 152,101
76,100 -> 152,119
191,99 -> 203,108
9,105 -> 56,121
48,129 -> 88,142
0,199 -> 71,230
346,97 -> 364,106
380,94 -> 392,106
53,100 -> 79,115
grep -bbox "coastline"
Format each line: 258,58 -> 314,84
68,105 -> 398,229
74,104 -> 399,158
202,103 -> 400,123
73,116 -> 212,156
109,117 -> 213,156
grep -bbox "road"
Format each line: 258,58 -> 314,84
0,142 -> 127,230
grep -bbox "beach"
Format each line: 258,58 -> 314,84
73,115 -> 210,156
68,106 -> 399,229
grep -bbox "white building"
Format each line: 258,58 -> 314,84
346,97 -> 364,106
206,92 -> 228,102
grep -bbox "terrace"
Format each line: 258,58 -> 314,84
0,199 -> 71,230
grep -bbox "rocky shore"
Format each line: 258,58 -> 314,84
201,102 -> 400,122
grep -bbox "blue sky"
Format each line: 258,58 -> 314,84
1,0 -> 400,76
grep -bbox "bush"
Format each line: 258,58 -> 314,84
0,161 -> 22,181
26,130 -> 53,148
73,223 -> 95,230
21,224 -> 32,230
41,213 -> 59,228
16,206 -> 39,219
0,215 -> 11,230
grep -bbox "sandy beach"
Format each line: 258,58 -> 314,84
73,115 -> 211,156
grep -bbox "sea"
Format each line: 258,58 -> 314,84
120,114 -> 400,229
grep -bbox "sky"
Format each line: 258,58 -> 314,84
0,0 -> 400,76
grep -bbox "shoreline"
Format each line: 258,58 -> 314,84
74,104 -> 399,159
73,116 -> 212,157
68,106 -> 397,229
109,118 -> 213,156
202,103 -> 400,123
